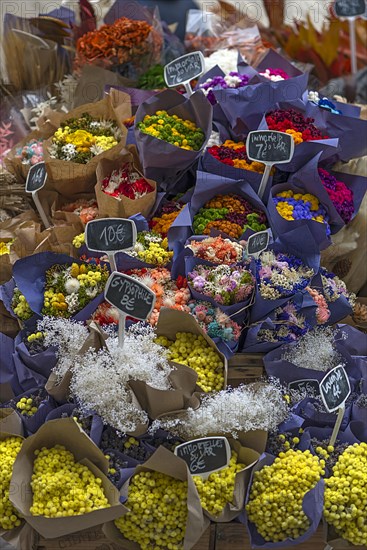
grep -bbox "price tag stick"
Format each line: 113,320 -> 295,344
257,164 -> 273,201
118,312 -> 126,348
329,404 -> 345,447
107,253 -> 117,273
31,191 -> 50,229
184,83 -> 193,97
348,17 -> 358,74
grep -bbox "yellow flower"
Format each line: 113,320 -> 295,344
65,130 -> 96,148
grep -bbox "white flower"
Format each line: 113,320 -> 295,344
65,293 -> 80,314
85,287 -> 98,299
152,382 -> 288,439
60,143 -> 77,160
48,143 -> 59,159
224,74 -> 242,87
206,131 -> 221,148
134,242 -> 145,253
54,73 -> 79,110
64,278 -> 80,295
90,144 -> 105,156
204,49 -> 240,74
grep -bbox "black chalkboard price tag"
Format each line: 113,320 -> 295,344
105,272 -> 156,347
335,0 -> 366,17
174,436 -> 231,478
246,130 -> 294,200
320,365 -> 351,413
288,379 -> 320,396
85,218 -> 137,272
320,365 -> 351,447
25,162 -> 47,193
247,230 -> 270,258
25,162 -> 50,228
164,51 -> 205,96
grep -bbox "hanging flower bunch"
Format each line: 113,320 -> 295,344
152,383 -> 288,439
319,267 -> 356,307
193,194 -> 268,237
256,251 -> 314,300
61,198 -> 99,224
186,236 -> 244,264
102,163 -> 154,200
198,72 -> 250,104
257,301 -> 311,343
149,199 -> 185,237
42,262 -> 109,318
207,140 -> 266,173
15,138 -> 44,165
259,68 -> 290,81
137,111 -> 205,151
70,324 -> 173,433
318,168 -> 354,224
187,300 -> 241,343
127,232 -> 173,266
266,108 -> 329,143
126,267 -> 190,325
49,113 -> 122,163
76,17 -> 161,70
274,190 -> 331,235
188,264 -> 255,306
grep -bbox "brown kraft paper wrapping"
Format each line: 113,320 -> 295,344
200,438 -> 259,523
4,126 -> 55,183
0,408 -> 24,436
156,308 -> 228,389
95,147 -> 157,219
103,446 -> 209,550
38,189 -> 97,226
43,95 -> 130,198
45,322 -> 108,402
128,362 -> 201,420
9,418 -> 127,539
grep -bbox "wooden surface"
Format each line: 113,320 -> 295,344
227,353 -> 264,387
34,525 -> 331,550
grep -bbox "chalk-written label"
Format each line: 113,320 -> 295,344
289,379 -> 320,396
320,365 -> 351,413
174,437 -> 231,477
85,218 -> 137,253
246,130 -> 294,164
335,0 -> 366,17
164,51 -> 205,87
105,272 -> 156,321
25,162 -> 47,193
247,230 -> 269,256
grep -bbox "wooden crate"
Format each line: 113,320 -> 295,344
34,524 -> 330,550
227,353 -> 264,387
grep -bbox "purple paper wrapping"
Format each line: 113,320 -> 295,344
45,403 -> 76,421
293,397 -> 351,430
241,452 -> 324,548
0,278 -> 17,318
12,352 -> 48,393
0,332 -> 23,397
272,227 -> 321,273
304,100 -> 367,162
116,254 -> 163,272
134,89 -> 212,188
263,341 -> 361,390
256,110 -> 339,173
286,153 -> 366,227
277,412 -> 304,433
351,403 -> 367,424
299,426 -> 359,454
337,325 -> 367,356
268,181 -> 331,251
344,420 -> 367,444
11,252 -> 105,321
106,85 -> 158,112
185,255 -> 254,324
310,272 -> 353,324
6,388 -> 56,435
198,149 -> 273,199
241,317 -> 283,353
249,288 -> 297,325
15,332 -> 58,375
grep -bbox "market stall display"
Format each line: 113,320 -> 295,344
0,1 -> 366,549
